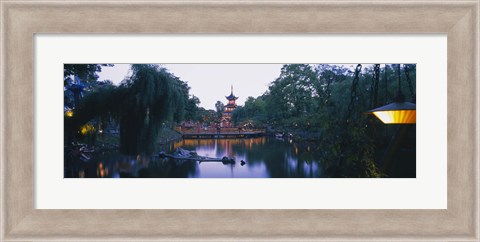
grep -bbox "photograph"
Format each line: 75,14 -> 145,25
64,63 -> 416,178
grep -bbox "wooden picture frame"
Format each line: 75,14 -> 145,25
1,0 -> 478,240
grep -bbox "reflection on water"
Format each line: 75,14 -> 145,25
65,137 -> 327,178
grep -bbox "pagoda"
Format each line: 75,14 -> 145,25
221,85 -> 238,128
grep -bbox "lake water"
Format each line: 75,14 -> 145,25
65,137 -> 327,178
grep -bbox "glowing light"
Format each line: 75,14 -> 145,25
372,110 -> 416,124
65,110 -> 74,117
80,124 -> 96,135
369,102 -> 416,124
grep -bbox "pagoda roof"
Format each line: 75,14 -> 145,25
225,103 -> 237,108
225,92 -> 238,100
225,85 -> 238,100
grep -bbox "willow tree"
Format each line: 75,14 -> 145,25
118,64 -> 188,155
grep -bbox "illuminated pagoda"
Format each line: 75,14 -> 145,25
221,85 -> 238,128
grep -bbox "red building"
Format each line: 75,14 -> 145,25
220,85 -> 238,128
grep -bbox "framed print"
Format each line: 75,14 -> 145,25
1,0 -> 478,241
36,35 -> 444,210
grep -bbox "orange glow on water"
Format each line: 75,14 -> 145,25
97,162 -> 108,178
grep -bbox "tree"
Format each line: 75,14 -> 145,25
215,100 -> 225,118
117,64 -> 189,155
264,64 -> 319,125
64,64 -> 116,143
64,64 -> 114,109
197,108 -> 217,125
64,64 -> 113,84
232,96 -> 267,126
185,95 -> 201,121
314,64 -> 350,106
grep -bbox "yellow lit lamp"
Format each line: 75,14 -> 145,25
369,64 -> 416,124
368,101 -> 416,124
